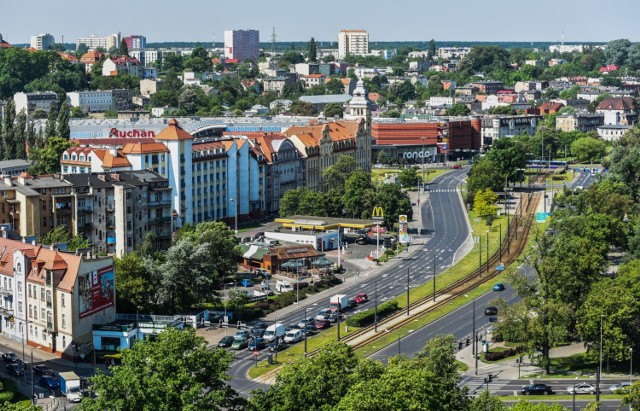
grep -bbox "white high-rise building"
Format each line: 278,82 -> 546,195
338,29 -> 369,59
30,33 -> 55,50
224,29 -> 259,63
76,33 -> 121,51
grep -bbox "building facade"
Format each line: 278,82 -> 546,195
338,30 -> 369,59
14,92 -> 58,116
481,115 -> 542,147
124,35 -> 146,50
0,236 -> 115,358
556,113 -> 604,132
30,33 -> 55,50
224,30 -> 259,63
67,91 -> 113,113
76,33 -> 120,51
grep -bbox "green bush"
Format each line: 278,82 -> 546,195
484,346 -> 526,361
346,301 -> 399,327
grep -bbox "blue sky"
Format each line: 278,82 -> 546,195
1,0 -> 639,44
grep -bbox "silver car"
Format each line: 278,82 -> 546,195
567,383 -> 598,395
609,382 -> 631,393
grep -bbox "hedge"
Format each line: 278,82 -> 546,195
346,301 -> 399,327
484,345 -> 527,362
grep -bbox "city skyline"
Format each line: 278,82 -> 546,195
1,0 -> 639,45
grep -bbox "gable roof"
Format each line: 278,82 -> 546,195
154,118 -> 194,141
596,97 -> 636,111
121,142 -> 170,154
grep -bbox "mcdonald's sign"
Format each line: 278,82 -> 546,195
372,206 -> 384,221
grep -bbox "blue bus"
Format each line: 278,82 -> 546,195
527,160 -> 568,170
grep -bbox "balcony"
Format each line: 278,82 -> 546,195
0,288 -> 12,297
0,306 -> 14,316
149,199 -> 172,207
77,206 -> 93,213
82,222 -> 93,229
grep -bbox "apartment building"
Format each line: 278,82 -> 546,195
556,113 -> 604,133
470,81 -> 504,95
124,35 -> 146,50
437,47 -> 470,60
63,171 -> 172,255
338,30 -> 369,59
102,57 -> 142,78
481,115 -> 542,147
129,49 -> 162,67
67,91 -> 113,113
0,235 -> 115,358
13,92 -> 58,116
76,33 -> 120,51
302,74 -> 326,88
224,30 -> 259,63
30,33 -> 55,50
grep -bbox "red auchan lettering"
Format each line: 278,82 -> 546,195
108,128 -> 156,138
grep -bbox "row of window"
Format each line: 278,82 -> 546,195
63,153 -> 91,162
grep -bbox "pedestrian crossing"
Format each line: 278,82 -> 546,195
428,189 -> 459,193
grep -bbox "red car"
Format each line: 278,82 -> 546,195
451,165 -> 461,169
315,320 -> 330,329
354,293 -> 368,304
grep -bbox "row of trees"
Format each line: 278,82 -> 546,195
82,328 -> 616,410
492,123 -> 640,373
115,221 -> 238,314
279,156 -> 413,228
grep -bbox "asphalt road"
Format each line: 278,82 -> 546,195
228,168 -> 472,394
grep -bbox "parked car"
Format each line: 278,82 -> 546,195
2,352 -> 18,363
251,328 -> 265,339
231,337 -> 248,350
347,298 -> 357,309
354,293 -> 369,304
283,329 -> 303,344
218,336 -> 235,348
609,382 -> 632,393
521,384 -> 553,395
303,323 -> 317,334
484,306 -> 499,316
6,362 -> 25,376
33,365 -> 55,376
451,164 -> 462,169
241,278 -> 252,287
315,308 -> 333,321
297,318 -> 315,329
39,375 -> 59,389
567,383 -> 598,395
234,330 -> 251,340
492,283 -> 505,291
248,337 -> 266,351
315,319 -> 330,329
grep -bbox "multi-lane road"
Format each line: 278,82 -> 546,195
228,168 -> 472,394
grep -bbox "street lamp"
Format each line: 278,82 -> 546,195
597,314 -> 604,406
572,376 -> 579,411
229,197 -> 238,234
630,347 -> 634,385
465,294 -> 478,375
304,306 -> 308,357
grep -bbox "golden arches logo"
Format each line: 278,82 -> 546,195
399,215 -> 407,223
372,206 -> 384,219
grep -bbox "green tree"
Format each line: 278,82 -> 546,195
290,101 -> 317,116
38,225 -> 90,251
577,280 -> 640,371
14,109 -> 27,159
604,38 -> 631,65
323,102 -> 343,118
307,37 -> 317,62
427,39 -> 436,60
56,99 -> 70,139
445,103 -> 471,116
82,328 -> 242,411
279,188 -> 305,217
473,189 -> 498,219
488,105 -> 516,115
0,98 -> 15,159
509,401 -> 569,410
342,169 -> 375,219
322,155 -> 358,188
250,342 -> 359,411
114,251 -> 156,313
622,381 -> 640,410
396,166 -> 420,188
44,103 -> 57,138
375,183 -> 413,227
570,136 -> 606,162
470,391 -> 506,411
119,39 -> 129,57
28,136 -> 72,175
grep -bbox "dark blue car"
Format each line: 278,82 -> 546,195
39,375 -> 59,389
493,283 -> 505,291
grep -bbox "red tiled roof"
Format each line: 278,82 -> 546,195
596,97 -> 636,111
154,118 -> 194,141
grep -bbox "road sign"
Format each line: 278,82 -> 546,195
398,215 -> 407,224
535,212 -> 547,223
496,264 -> 505,271
253,350 -> 260,357
372,206 -> 384,221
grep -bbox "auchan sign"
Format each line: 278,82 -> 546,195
108,128 -> 156,138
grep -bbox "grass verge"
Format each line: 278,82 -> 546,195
499,394 -> 623,401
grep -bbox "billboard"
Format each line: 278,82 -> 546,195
79,266 -> 115,318
398,215 -> 409,244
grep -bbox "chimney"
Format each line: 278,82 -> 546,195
49,244 -> 57,251
109,148 -> 118,156
22,237 -> 26,243
3,176 -> 11,186
32,240 -> 36,246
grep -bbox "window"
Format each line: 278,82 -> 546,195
61,293 -> 65,307
61,314 -> 65,329
17,302 -> 22,315
41,308 -> 44,319
40,288 -> 44,301
17,281 -> 22,294
29,305 -> 32,318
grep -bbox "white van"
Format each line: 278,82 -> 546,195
263,322 -> 285,343
283,329 -> 303,344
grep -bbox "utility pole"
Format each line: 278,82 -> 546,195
597,315 -> 604,408
499,223 -> 502,262
486,231 -> 489,273
478,236 -> 482,278
473,298 -> 477,375
406,267 -> 410,316
432,249 -> 436,302
304,307 -> 308,356
374,279 -> 378,332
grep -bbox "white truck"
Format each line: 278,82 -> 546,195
275,280 -> 293,293
329,294 -> 349,312
263,322 -> 285,343
59,371 -> 83,403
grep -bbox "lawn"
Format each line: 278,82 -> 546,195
371,168 -> 449,185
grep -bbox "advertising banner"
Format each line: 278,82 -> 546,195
79,266 -> 115,318
398,215 -> 409,244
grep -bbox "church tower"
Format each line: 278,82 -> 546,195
344,80 -> 372,131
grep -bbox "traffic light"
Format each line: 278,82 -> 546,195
383,237 -> 391,248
